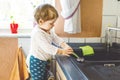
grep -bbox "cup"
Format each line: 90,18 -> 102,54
10,23 -> 18,33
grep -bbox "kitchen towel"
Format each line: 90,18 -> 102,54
10,47 -> 29,80
60,0 -> 81,34
79,45 -> 94,56
0,38 -> 29,80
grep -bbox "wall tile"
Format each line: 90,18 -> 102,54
117,16 -> 120,27
103,0 -> 118,15
101,16 -> 117,37
101,37 -> 116,43
117,31 -> 120,37
18,38 -> 31,56
86,38 -> 101,43
116,38 -> 120,43
69,38 -> 85,43
62,38 -> 68,42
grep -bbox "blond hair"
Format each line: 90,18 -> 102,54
34,4 -> 58,23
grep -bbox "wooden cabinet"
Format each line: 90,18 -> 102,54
55,0 -> 103,37
56,62 -> 67,80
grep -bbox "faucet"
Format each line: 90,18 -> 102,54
105,28 -> 111,52
105,27 -> 120,51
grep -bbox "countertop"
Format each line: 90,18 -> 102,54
56,55 -> 88,80
0,29 -> 31,38
0,33 -> 30,38
56,43 -> 120,80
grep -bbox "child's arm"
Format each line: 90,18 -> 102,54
51,28 -> 73,56
57,42 -> 73,56
60,42 -> 72,49
57,48 -> 73,56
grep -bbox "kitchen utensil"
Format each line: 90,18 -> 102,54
72,52 -> 84,62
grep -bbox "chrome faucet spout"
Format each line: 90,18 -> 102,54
105,28 -> 112,51
105,27 -> 120,50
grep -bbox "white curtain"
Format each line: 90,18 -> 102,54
60,0 -> 81,34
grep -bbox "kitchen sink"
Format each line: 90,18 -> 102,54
70,57 -> 120,80
68,43 -> 120,80
69,43 -> 120,63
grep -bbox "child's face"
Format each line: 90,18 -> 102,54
39,19 -> 56,31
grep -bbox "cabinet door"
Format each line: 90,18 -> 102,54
55,0 -> 103,37
56,72 -> 61,80
56,62 -> 67,80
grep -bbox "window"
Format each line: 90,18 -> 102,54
0,0 -> 55,29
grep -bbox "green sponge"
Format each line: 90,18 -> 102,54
79,45 -> 94,56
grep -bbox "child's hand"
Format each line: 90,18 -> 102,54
62,47 -> 73,56
57,47 -> 73,56
65,46 -> 73,51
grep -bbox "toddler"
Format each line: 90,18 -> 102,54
26,4 -> 73,80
